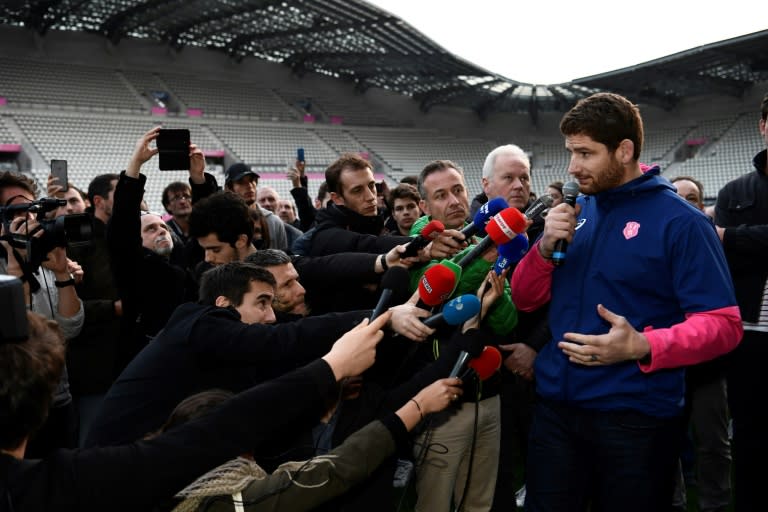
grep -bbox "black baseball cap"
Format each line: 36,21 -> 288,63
225,163 -> 260,184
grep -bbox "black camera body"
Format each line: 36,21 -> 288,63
0,198 -> 92,269
0,275 -> 28,343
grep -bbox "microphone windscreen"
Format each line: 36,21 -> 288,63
442,294 -> 481,325
420,219 -> 445,238
468,346 -> 502,381
473,197 -> 508,234
485,208 -> 527,245
418,263 -> 457,306
562,181 -> 580,200
494,234 -> 529,273
380,265 -> 411,300
524,194 -> 554,221
437,259 -> 462,295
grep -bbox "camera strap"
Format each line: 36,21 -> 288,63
8,244 -> 40,294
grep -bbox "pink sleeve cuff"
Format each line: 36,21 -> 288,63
510,240 -> 555,312
638,306 -> 743,372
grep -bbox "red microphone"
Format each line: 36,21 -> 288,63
466,346 -> 502,381
457,207 -> 527,268
417,263 -> 457,309
400,219 -> 444,259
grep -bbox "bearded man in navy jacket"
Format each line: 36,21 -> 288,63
511,92 -> 743,512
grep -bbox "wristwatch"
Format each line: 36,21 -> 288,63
54,273 -> 75,288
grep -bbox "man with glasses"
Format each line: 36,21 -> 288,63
161,182 -> 193,244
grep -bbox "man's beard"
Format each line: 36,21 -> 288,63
583,156 -> 625,195
153,236 -> 173,257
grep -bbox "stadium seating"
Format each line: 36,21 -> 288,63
0,57 -> 144,113
668,113 -> 763,199
0,116 -> 16,144
2,57 -> 763,211
159,73 -> 299,122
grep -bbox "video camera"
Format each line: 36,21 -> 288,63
0,275 -> 28,343
0,198 -> 92,270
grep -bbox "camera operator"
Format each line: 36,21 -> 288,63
0,171 -> 84,457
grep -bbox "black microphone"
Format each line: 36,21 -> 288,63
551,181 -> 580,267
400,219 -> 444,259
448,328 -> 485,378
459,346 -> 502,382
370,266 -> 410,321
524,193 -> 554,221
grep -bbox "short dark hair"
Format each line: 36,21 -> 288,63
316,181 -> 329,203
87,173 -> 119,204
198,262 -> 276,306
388,183 -> 420,206
150,389 -> 234,438
0,171 -> 37,202
560,92 -> 644,161
245,249 -> 292,268
548,181 -> 564,195
69,184 -> 88,203
161,181 -> 192,212
399,175 -> 418,186
189,192 -> 254,246
761,92 -> 768,121
325,153 -> 372,196
417,160 -> 463,198
0,312 -> 66,450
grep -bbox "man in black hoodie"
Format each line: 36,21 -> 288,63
299,153 -> 463,313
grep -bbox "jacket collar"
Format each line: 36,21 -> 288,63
316,203 -> 383,235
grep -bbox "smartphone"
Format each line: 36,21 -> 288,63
157,129 -> 191,170
51,159 -> 68,192
297,147 -> 305,163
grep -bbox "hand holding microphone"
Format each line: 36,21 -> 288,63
493,234 -> 529,275
538,181 -> 580,263
551,182 -> 580,266
421,294 -> 481,328
424,228 -> 467,261
400,219 -> 444,259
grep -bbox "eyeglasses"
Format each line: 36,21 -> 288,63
169,194 -> 192,203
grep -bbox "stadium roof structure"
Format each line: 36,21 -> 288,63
2,0 -> 768,121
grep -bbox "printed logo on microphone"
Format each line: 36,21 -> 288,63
492,213 -> 515,239
623,221 -> 640,240
421,275 -> 432,294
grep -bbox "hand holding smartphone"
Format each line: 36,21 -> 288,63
50,160 -> 68,192
157,129 -> 191,170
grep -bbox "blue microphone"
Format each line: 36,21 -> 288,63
461,197 -> 508,238
421,294 -> 481,328
493,234 -> 529,274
